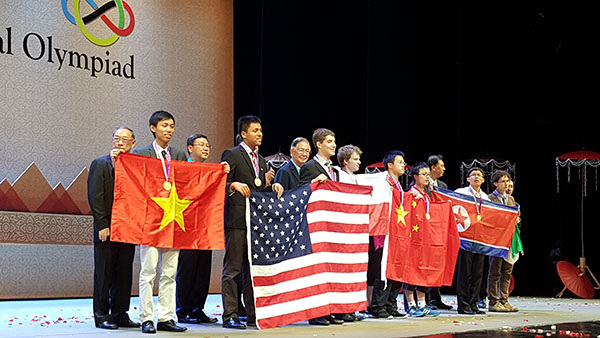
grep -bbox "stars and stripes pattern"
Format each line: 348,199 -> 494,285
247,181 -> 373,329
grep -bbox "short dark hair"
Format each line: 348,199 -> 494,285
186,134 -> 209,154
149,110 -> 174,137
237,115 -> 262,134
427,154 -> 443,167
383,150 -> 405,169
491,170 -> 511,183
468,167 -> 484,177
409,162 -> 428,177
337,145 -> 362,166
312,128 -> 335,149
113,126 -> 135,140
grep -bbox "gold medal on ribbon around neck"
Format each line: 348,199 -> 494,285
477,214 -> 482,221
163,181 -> 172,191
254,178 -> 262,187
426,213 -> 431,220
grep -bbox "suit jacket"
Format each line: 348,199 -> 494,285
299,157 -> 339,186
488,191 -> 516,207
221,144 -> 270,229
274,160 -> 301,190
88,155 -> 115,243
133,144 -> 188,161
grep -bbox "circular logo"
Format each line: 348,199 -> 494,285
452,205 -> 471,232
62,0 -> 135,47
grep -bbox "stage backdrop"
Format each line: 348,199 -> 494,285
0,1 -> 233,299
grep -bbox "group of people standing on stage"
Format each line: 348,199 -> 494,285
87,111 -> 521,333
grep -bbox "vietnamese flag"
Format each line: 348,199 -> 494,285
110,152 -> 226,250
386,188 -> 460,287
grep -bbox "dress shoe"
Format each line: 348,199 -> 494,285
457,309 -> 474,315
157,320 -> 187,332
196,311 -> 218,323
334,313 -> 355,322
141,321 -> 156,334
116,318 -> 141,328
489,303 -> 509,312
178,315 -> 200,324
222,317 -> 246,329
238,315 -> 248,322
430,300 -> 453,310
326,315 -> 344,325
308,317 -> 329,326
374,309 -> 392,319
95,320 -> 118,330
389,310 -> 408,318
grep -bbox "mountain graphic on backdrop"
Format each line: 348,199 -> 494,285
0,163 -> 91,215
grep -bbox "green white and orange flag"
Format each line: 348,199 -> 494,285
111,152 -> 226,250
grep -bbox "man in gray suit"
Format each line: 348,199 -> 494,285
133,111 -> 188,334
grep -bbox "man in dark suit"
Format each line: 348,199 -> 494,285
298,128 -> 345,326
176,134 -> 228,325
220,115 -> 284,329
299,128 -> 339,186
133,111 -> 188,334
87,126 -> 140,330
274,137 -> 311,190
425,154 -> 452,311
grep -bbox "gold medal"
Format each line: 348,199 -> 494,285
477,214 -> 482,221
163,181 -> 172,191
254,178 -> 262,187
426,213 -> 431,220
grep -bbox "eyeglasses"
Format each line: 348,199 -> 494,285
193,143 -> 211,149
113,136 -> 132,143
295,148 -> 311,154
418,173 -> 431,177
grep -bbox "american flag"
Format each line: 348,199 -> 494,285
247,181 -> 374,329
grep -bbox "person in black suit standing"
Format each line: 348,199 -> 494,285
298,128 -> 345,326
87,126 -> 140,330
299,128 -> 339,186
220,115 -> 284,329
274,137 -> 311,190
134,111 -> 189,334
176,134 -> 229,325
425,154 -> 453,311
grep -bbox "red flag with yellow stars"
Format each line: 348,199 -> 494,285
110,152 -> 226,250
386,187 -> 460,287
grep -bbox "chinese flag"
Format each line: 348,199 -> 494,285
386,189 -> 460,287
110,152 -> 226,250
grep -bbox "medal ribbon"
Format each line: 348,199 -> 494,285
469,186 -> 483,220
409,186 -> 430,217
251,152 -> 260,177
160,149 -> 171,182
388,174 -> 404,205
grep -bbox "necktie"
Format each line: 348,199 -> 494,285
325,162 -> 334,180
161,150 -> 171,178
251,152 -> 259,177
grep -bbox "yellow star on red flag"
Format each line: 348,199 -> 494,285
412,224 -> 419,232
396,205 -> 409,226
151,182 -> 193,231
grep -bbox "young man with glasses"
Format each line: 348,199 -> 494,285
454,168 -> 489,315
176,134 -> 230,325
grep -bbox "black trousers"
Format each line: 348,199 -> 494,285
456,249 -> 485,311
176,249 -> 212,319
93,240 -> 135,324
368,238 -> 401,313
221,228 -> 255,322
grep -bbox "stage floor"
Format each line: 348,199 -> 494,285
1,295 -> 599,337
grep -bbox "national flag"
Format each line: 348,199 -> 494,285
247,181 -> 373,329
356,172 -> 392,236
386,187 -> 460,287
432,187 -> 519,258
111,152 -> 226,250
